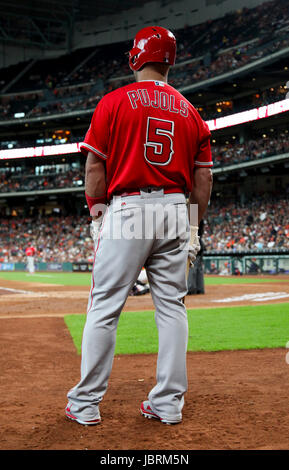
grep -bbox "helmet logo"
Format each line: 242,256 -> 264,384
138,39 -> 147,50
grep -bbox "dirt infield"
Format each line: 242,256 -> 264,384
0,275 -> 288,318
0,276 -> 289,450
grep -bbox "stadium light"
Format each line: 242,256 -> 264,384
0,143 -> 81,160
0,99 -> 289,160
207,99 -> 289,131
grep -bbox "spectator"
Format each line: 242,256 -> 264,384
204,194 -> 289,253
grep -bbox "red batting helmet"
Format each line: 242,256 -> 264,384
129,26 -> 176,71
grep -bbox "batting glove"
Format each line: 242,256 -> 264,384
188,225 -> 200,266
90,215 -> 104,244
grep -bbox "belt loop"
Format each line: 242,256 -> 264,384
140,188 -> 164,198
112,195 -> 121,210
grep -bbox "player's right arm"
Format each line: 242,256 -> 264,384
80,97 -> 110,217
85,151 -> 107,243
85,151 -> 106,201
80,98 -> 110,242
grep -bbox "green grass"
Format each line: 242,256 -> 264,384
0,271 -> 92,286
64,302 -> 289,355
2,270 -> 288,354
0,271 -> 286,287
204,276 -> 288,285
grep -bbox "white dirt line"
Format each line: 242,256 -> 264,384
0,290 -> 89,299
212,292 -> 289,303
0,286 -> 36,294
0,314 -> 71,319
253,294 -> 289,301
0,293 -> 49,299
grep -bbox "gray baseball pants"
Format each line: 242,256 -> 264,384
67,189 -> 190,423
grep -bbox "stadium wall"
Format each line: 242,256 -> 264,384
1,254 -> 288,275
204,254 -> 289,275
0,43 -> 67,70
0,0 -> 267,68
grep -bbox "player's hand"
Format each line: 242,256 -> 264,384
90,215 -> 104,244
188,225 -> 200,266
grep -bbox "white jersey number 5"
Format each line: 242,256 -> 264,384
144,117 -> 174,166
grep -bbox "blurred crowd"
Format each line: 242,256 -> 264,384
0,168 -> 84,193
0,0 -> 288,265
0,131 -> 288,194
0,0 -> 288,121
169,35 -> 289,90
0,190 -> 288,264
204,194 -> 289,253
0,215 -> 94,264
174,0 -> 289,60
0,86 -> 287,153
212,131 -> 289,167
197,85 -> 287,121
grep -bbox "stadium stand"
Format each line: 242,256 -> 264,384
0,0 -> 288,271
204,192 -> 289,254
0,189 -> 288,264
0,129 -> 288,190
0,167 -> 84,193
212,130 -> 289,168
0,0 -> 288,121
0,214 -> 94,264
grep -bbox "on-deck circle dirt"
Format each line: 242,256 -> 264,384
0,275 -> 289,450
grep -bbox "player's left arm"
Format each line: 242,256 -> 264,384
190,167 -> 213,224
187,114 -> 213,265
187,167 -> 213,266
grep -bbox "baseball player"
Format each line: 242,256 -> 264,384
25,243 -> 36,274
130,267 -> 150,296
66,26 -> 213,426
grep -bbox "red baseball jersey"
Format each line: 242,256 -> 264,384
25,246 -> 35,256
80,80 -> 213,200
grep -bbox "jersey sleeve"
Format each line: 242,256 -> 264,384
80,98 -> 110,160
194,116 -> 213,168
